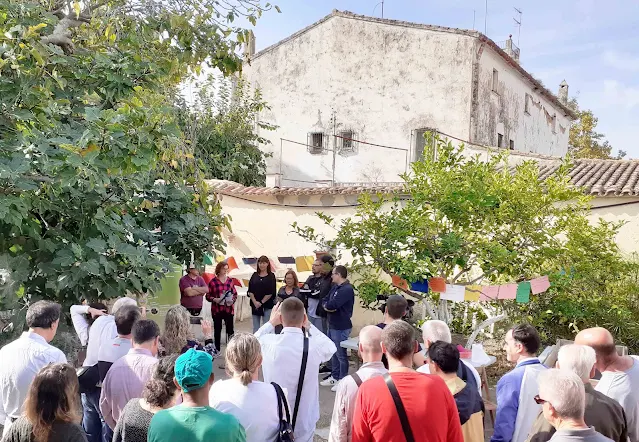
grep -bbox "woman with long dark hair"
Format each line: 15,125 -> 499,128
206,261 -> 237,352
3,363 -> 86,442
248,255 -> 276,332
112,355 -> 180,442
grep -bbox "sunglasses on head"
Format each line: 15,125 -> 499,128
534,395 -> 548,405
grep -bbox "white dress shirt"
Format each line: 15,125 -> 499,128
329,361 -> 387,442
0,332 -> 66,434
255,323 -> 336,442
83,314 -> 117,367
209,378 -> 285,442
70,305 -> 91,346
417,358 -> 483,397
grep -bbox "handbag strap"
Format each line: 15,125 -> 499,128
383,373 -> 415,442
271,382 -> 291,423
351,372 -> 363,387
292,334 -> 309,430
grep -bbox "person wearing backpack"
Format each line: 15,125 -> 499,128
351,321 -> 463,442
255,298 -> 336,442
328,326 -> 387,442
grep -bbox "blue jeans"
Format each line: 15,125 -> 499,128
252,309 -> 272,333
309,316 -> 324,334
329,328 -> 351,381
81,389 -> 112,442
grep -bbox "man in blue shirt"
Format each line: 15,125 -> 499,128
491,324 -> 546,442
320,265 -> 355,390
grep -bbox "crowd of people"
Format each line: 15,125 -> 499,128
0,255 -> 638,442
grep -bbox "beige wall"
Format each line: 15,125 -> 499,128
589,197 -> 639,255
218,192 -> 639,331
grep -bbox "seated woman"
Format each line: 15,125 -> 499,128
158,305 -> 218,357
209,333 -> 283,442
113,355 -> 180,442
3,363 -> 86,442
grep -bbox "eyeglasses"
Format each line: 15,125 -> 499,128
534,395 -> 548,405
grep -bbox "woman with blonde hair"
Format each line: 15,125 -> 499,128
3,363 -> 86,442
209,332 -> 284,442
158,305 -> 217,357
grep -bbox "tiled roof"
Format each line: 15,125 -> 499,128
248,10 -> 576,119
208,159 -> 639,198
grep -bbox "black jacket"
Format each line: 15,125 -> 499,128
313,274 -> 333,318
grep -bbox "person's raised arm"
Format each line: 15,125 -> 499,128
70,305 -> 91,346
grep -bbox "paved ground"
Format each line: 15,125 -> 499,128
213,319 -> 496,442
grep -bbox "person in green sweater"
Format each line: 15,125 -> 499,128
147,349 -> 246,442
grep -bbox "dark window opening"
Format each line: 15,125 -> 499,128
414,129 -> 427,161
308,132 -> 325,154
525,94 -> 531,114
509,139 -> 515,150
492,69 -> 499,93
497,133 -> 504,148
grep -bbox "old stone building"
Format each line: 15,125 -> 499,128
242,10 -> 576,186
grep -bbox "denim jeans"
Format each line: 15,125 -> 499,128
329,328 -> 352,381
309,316 -> 324,334
81,389 -> 112,442
252,309 -> 272,332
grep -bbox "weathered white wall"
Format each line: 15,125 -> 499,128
474,46 -> 571,156
243,14 -> 476,185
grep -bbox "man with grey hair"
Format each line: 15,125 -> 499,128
536,369 -> 613,442
329,325 -> 387,442
527,345 -> 627,442
417,320 -> 482,396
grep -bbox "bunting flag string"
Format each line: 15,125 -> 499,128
392,274 -> 552,304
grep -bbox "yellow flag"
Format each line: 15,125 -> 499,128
464,285 -> 482,301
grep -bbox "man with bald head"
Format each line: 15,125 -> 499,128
575,327 -> 639,442
329,325 -> 387,442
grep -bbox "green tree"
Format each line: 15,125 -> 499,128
0,0 -> 277,309
177,76 -> 275,186
568,99 -> 625,159
293,135 -> 635,344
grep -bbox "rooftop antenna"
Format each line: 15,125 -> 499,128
514,7 -> 522,46
484,0 -> 488,34
373,0 -> 384,18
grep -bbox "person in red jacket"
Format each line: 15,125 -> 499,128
352,320 -> 464,442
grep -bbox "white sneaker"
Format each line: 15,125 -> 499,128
320,376 -> 336,387
331,383 -> 340,392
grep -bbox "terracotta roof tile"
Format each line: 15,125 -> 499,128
207,159 -> 639,199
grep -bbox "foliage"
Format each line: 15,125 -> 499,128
293,135 -> 632,341
568,98 -> 625,159
177,76 -> 275,186
0,0 -> 276,309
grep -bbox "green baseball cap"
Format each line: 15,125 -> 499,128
174,349 -> 213,393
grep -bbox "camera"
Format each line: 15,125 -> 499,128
375,294 -> 415,320
189,316 -> 202,325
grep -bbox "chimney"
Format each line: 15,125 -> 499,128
504,35 -> 520,63
243,30 -> 255,60
558,80 -> 569,104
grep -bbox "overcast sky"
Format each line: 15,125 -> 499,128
247,0 -> 639,158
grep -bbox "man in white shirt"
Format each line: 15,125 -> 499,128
575,327 -> 639,442
329,325 -> 386,442
255,297 -> 336,442
71,296 -> 137,442
97,305 -> 141,381
0,301 -> 66,436
417,320 -> 482,396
